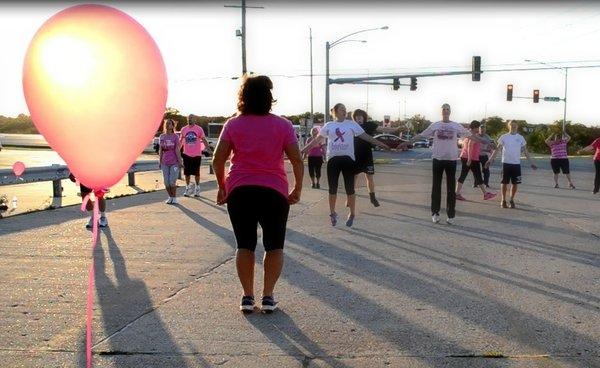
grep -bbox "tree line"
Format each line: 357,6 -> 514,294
2,111 -> 599,154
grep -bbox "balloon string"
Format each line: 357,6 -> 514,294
85,191 -> 102,368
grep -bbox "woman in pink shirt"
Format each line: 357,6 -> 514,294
159,119 -> 184,204
455,120 -> 496,201
578,137 -> 600,194
303,127 -> 325,189
546,133 -> 575,189
212,75 -> 304,314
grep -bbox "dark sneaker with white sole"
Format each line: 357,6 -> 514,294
261,296 -> 278,314
240,295 -> 255,313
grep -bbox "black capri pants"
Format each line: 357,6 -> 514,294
457,157 -> 484,186
550,158 -> 570,174
307,156 -> 323,179
227,186 -> 290,252
327,156 -> 356,195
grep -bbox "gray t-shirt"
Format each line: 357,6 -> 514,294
420,121 -> 471,160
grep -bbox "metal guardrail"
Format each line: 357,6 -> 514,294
0,160 -> 202,198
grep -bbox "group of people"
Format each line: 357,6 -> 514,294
74,75 -> 600,314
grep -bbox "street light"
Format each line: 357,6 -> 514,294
524,59 -> 568,132
325,26 -> 388,122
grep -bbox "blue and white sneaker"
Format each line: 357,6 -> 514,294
261,296 -> 278,314
240,295 -> 255,313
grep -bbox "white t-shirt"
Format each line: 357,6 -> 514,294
498,133 -> 526,164
419,121 -> 471,160
319,120 -> 365,160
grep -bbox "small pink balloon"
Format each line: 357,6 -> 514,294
12,161 -> 26,177
23,4 -> 167,190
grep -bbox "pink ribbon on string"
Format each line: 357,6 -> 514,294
81,190 -> 103,368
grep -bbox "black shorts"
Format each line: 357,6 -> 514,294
501,163 -> 522,185
227,186 -> 290,252
182,153 -> 202,176
354,150 -> 375,175
550,158 -> 570,174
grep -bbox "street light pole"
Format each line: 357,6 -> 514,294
325,26 -> 388,122
524,59 -> 568,133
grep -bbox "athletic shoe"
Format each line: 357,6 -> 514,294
345,214 -> 355,227
446,217 -> 454,225
99,216 -> 108,228
432,213 -> 440,223
240,295 -> 255,313
569,184 -> 576,189
311,183 -> 316,189
261,296 -> 278,314
329,212 -> 338,227
183,185 -> 193,197
509,199 -> 516,209
501,200 -> 508,208
483,192 -> 497,200
171,197 -> 179,204
455,193 -> 466,201
554,184 -> 559,189
165,198 -> 173,204
369,193 -> 380,207
316,183 -> 320,189
85,217 -> 94,229
194,186 -> 201,197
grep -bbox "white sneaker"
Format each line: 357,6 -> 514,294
183,185 -> 193,197
171,197 -> 179,204
194,186 -> 201,197
85,217 -> 94,229
432,213 -> 440,223
446,217 -> 454,225
165,197 -> 173,204
99,216 -> 108,228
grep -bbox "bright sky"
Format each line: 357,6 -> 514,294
2,1 -> 600,125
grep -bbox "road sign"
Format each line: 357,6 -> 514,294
543,97 -> 561,102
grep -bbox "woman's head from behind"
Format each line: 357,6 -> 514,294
237,75 -> 276,115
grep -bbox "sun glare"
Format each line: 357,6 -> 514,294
38,33 -> 97,88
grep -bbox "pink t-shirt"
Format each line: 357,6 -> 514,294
592,138 -> 600,161
180,125 -> 206,157
460,137 -> 481,161
220,114 -> 297,199
159,133 -> 179,166
306,137 -> 325,157
549,139 -> 568,159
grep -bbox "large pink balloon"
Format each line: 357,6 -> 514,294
23,4 -> 167,190
12,161 -> 25,177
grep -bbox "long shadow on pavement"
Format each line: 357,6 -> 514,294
245,310 -> 352,368
285,229 -> 599,367
91,228 -> 189,367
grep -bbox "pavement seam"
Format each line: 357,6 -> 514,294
0,347 -> 597,360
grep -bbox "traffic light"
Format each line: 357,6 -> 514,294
533,89 -> 539,103
393,78 -> 399,91
410,77 -> 417,91
472,56 -> 481,81
506,84 -> 513,101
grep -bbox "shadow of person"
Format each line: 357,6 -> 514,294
89,227 -> 189,367
244,309 -> 351,368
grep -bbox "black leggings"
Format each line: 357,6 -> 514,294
308,156 -> 323,180
479,155 -> 490,186
458,157 -> 484,186
327,156 -> 356,195
595,160 -> 600,193
227,186 -> 290,252
432,159 -> 457,218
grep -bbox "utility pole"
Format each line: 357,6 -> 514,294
225,0 -> 264,75
310,27 -> 313,120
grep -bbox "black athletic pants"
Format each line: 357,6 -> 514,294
432,159 -> 457,218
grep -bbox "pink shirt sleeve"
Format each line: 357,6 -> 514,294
283,123 -> 297,147
220,121 -> 233,142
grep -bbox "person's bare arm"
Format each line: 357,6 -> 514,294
485,143 -> 503,168
578,144 -> 595,154
300,135 -> 325,155
545,134 -> 554,146
358,133 -> 389,150
523,146 -> 537,170
212,139 -> 233,205
201,136 -> 213,154
563,132 -> 571,143
175,139 -> 184,167
284,143 -> 304,205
